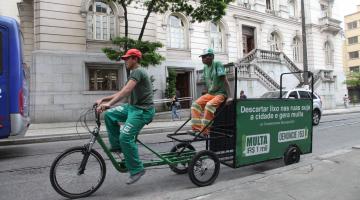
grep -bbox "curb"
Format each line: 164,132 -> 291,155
322,110 -> 360,116
0,125 -> 190,146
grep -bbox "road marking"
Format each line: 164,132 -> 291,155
191,194 -> 213,200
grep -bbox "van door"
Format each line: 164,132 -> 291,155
0,27 -> 10,138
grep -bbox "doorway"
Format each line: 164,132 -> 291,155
175,71 -> 191,108
242,25 -> 255,55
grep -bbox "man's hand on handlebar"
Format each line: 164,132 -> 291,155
95,98 -> 103,106
96,103 -> 111,113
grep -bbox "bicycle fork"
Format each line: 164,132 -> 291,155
78,128 -> 98,175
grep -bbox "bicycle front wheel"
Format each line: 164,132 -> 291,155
50,146 -> 106,199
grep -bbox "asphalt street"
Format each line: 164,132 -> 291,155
0,112 -> 359,200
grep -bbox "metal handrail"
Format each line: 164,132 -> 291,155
153,97 -> 193,104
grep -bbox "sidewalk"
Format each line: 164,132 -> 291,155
0,105 -> 360,146
322,104 -> 360,115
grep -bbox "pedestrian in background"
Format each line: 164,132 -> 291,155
240,90 -> 247,99
343,94 -> 349,108
171,91 -> 181,121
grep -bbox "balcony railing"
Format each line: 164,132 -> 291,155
238,3 -> 251,9
237,63 -> 251,78
253,65 -> 280,89
259,50 -> 280,61
265,9 -> 279,16
319,16 -> 341,34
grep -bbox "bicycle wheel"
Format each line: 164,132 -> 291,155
188,150 -> 220,187
50,146 -> 106,199
169,142 -> 195,174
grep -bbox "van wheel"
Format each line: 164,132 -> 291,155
312,110 -> 321,125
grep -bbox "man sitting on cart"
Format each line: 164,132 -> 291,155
95,49 -> 155,185
190,48 -> 231,136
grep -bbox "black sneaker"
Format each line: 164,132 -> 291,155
187,130 -> 209,138
109,148 -> 122,153
126,170 -> 145,185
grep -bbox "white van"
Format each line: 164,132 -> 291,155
261,89 -> 323,125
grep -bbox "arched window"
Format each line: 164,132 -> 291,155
87,0 -> 115,40
167,15 -> 185,49
270,32 -> 281,51
324,41 -> 333,66
266,0 -> 275,10
210,22 -> 224,52
289,0 -> 296,17
293,37 -> 302,62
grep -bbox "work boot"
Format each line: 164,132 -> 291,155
187,130 -> 200,136
109,148 -> 122,153
126,170 -> 145,185
187,130 -> 208,138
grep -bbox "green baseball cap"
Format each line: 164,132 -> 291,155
199,48 -> 214,57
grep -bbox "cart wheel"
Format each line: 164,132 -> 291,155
169,143 -> 195,174
188,150 -> 220,187
284,146 -> 300,165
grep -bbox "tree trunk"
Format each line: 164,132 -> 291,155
138,0 -> 155,41
120,1 -> 130,77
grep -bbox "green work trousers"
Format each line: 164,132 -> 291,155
104,104 -> 155,175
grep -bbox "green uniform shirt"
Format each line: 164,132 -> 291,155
128,67 -> 154,109
203,60 -> 227,97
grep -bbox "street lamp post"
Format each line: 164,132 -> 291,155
301,0 -> 309,85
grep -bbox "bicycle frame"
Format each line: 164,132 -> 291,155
82,105 -> 196,173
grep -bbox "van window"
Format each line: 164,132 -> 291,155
0,31 -> 3,75
288,91 -> 298,99
311,93 -> 319,99
298,91 -> 311,99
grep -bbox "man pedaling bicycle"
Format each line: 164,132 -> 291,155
189,48 -> 231,136
95,49 -> 155,185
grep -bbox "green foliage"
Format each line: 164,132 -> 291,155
345,72 -> 360,88
103,0 -> 233,69
112,0 -> 233,22
165,69 -> 177,98
142,0 -> 233,22
102,37 -> 165,67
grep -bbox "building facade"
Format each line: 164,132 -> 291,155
1,0 -> 346,122
344,5 -> 360,102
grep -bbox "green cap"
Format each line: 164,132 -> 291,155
199,48 -> 214,57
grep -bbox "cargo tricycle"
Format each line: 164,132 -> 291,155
49,69 -> 313,199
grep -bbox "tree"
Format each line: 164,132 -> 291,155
165,69 -> 177,98
345,72 -> 360,103
102,0 -> 234,69
345,72 -> 360,89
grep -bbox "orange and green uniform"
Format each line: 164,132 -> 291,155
191,61 -> 227,134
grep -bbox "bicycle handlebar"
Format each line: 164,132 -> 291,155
93,104 -> 101,127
